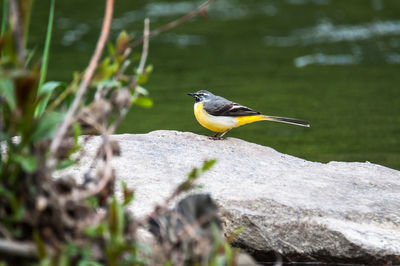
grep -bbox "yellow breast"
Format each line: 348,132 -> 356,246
193,102 -> 266,133
194,102 -> 237,133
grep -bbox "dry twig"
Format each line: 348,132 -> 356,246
137,18 -> 150,74
0,239 -> 40,259
49,0 -> 114,165
131,0 -> 215,49
8,0 -> 25,63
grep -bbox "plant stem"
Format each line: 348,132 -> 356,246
36,0 -> 55,116
22,0 -> 33,49
131,0 -> 215,49
38,0 -> 55,92
137,18 -> 150,74
1,0 -> 8,34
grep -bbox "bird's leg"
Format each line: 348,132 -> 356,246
209,132 -> 222,140
220,130 -> 230,138
209,131 -> 229,140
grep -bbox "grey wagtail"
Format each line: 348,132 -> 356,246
188,90 -> 310,138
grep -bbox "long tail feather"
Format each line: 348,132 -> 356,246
263,115 -> 310,127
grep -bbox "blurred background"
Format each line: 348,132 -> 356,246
29,0 -> 399,169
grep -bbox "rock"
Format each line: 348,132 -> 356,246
64,130 -> 400,264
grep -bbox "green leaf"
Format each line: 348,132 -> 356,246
58,159 -> 76,170
107,42 -> 116,55
136,65 -> 153,84
13,206 -> 25,222
1,0 -> 8,34
33,230 -> 47,259
25,46 -> 37,67
132,97 -> 153,108
71,122 -> 82,154
1,33 -> 18,64
122,181 -> 134,206
39,258 -> 51,266
134,85 -> 149,96
85,196 -> 99,209
202,159 -> 216,172
38,0 -> 55,92
96,79 -> 121,88
226,226 -> 244,243
0,78 -> 16,109
62,243 -> 80,258
14,154 -> 37,173
216,256 -> 227,266
96,58 -> 119,81
223,241 -> 234,265
32,112 -> 64,141
36,81 -> 65,116
39,81 -> 63,96
137,72 -> 148,84
188,168 -> 199,181
84,225 -> 102,238
59,251 -> 70,266
0,186 -> 13,199
195,184 -> 204,189
73,122 -> 82,143
145,64 -> 153,74
116,30 -> 130,54
78,261 -> 103,266
8,194 -> 25,222
108,197 -> 124,240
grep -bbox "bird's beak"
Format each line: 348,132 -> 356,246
187,93 -> 195,97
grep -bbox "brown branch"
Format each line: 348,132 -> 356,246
0,239 -> 38,258
137,18 -> 150,74
49,0 -> 114,165
131,0 -> 215,49
0,239 -> 55,259
8,0 -> 25,64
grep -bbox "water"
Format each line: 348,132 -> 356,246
28,0 -> 400,170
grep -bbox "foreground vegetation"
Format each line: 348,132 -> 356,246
0,0 -> 240,265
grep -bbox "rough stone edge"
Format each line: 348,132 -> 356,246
217,199 -> 400,264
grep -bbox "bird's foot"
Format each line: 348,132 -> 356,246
208,136 -> 225,140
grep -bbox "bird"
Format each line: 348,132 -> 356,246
187,90 -> 310,139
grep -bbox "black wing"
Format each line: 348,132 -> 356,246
204,96 -> 261,117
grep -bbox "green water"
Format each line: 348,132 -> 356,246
29,0 -> 400,169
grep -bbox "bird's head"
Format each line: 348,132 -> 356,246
187,90 -> 214,103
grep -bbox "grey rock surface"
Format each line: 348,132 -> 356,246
65,130 -> 400,264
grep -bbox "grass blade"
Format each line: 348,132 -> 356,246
22,0 -> 34,48
38,0 -> 55,92
1,0 -> 8,35
36,81 -> 64,116
36,0 -> 55,116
